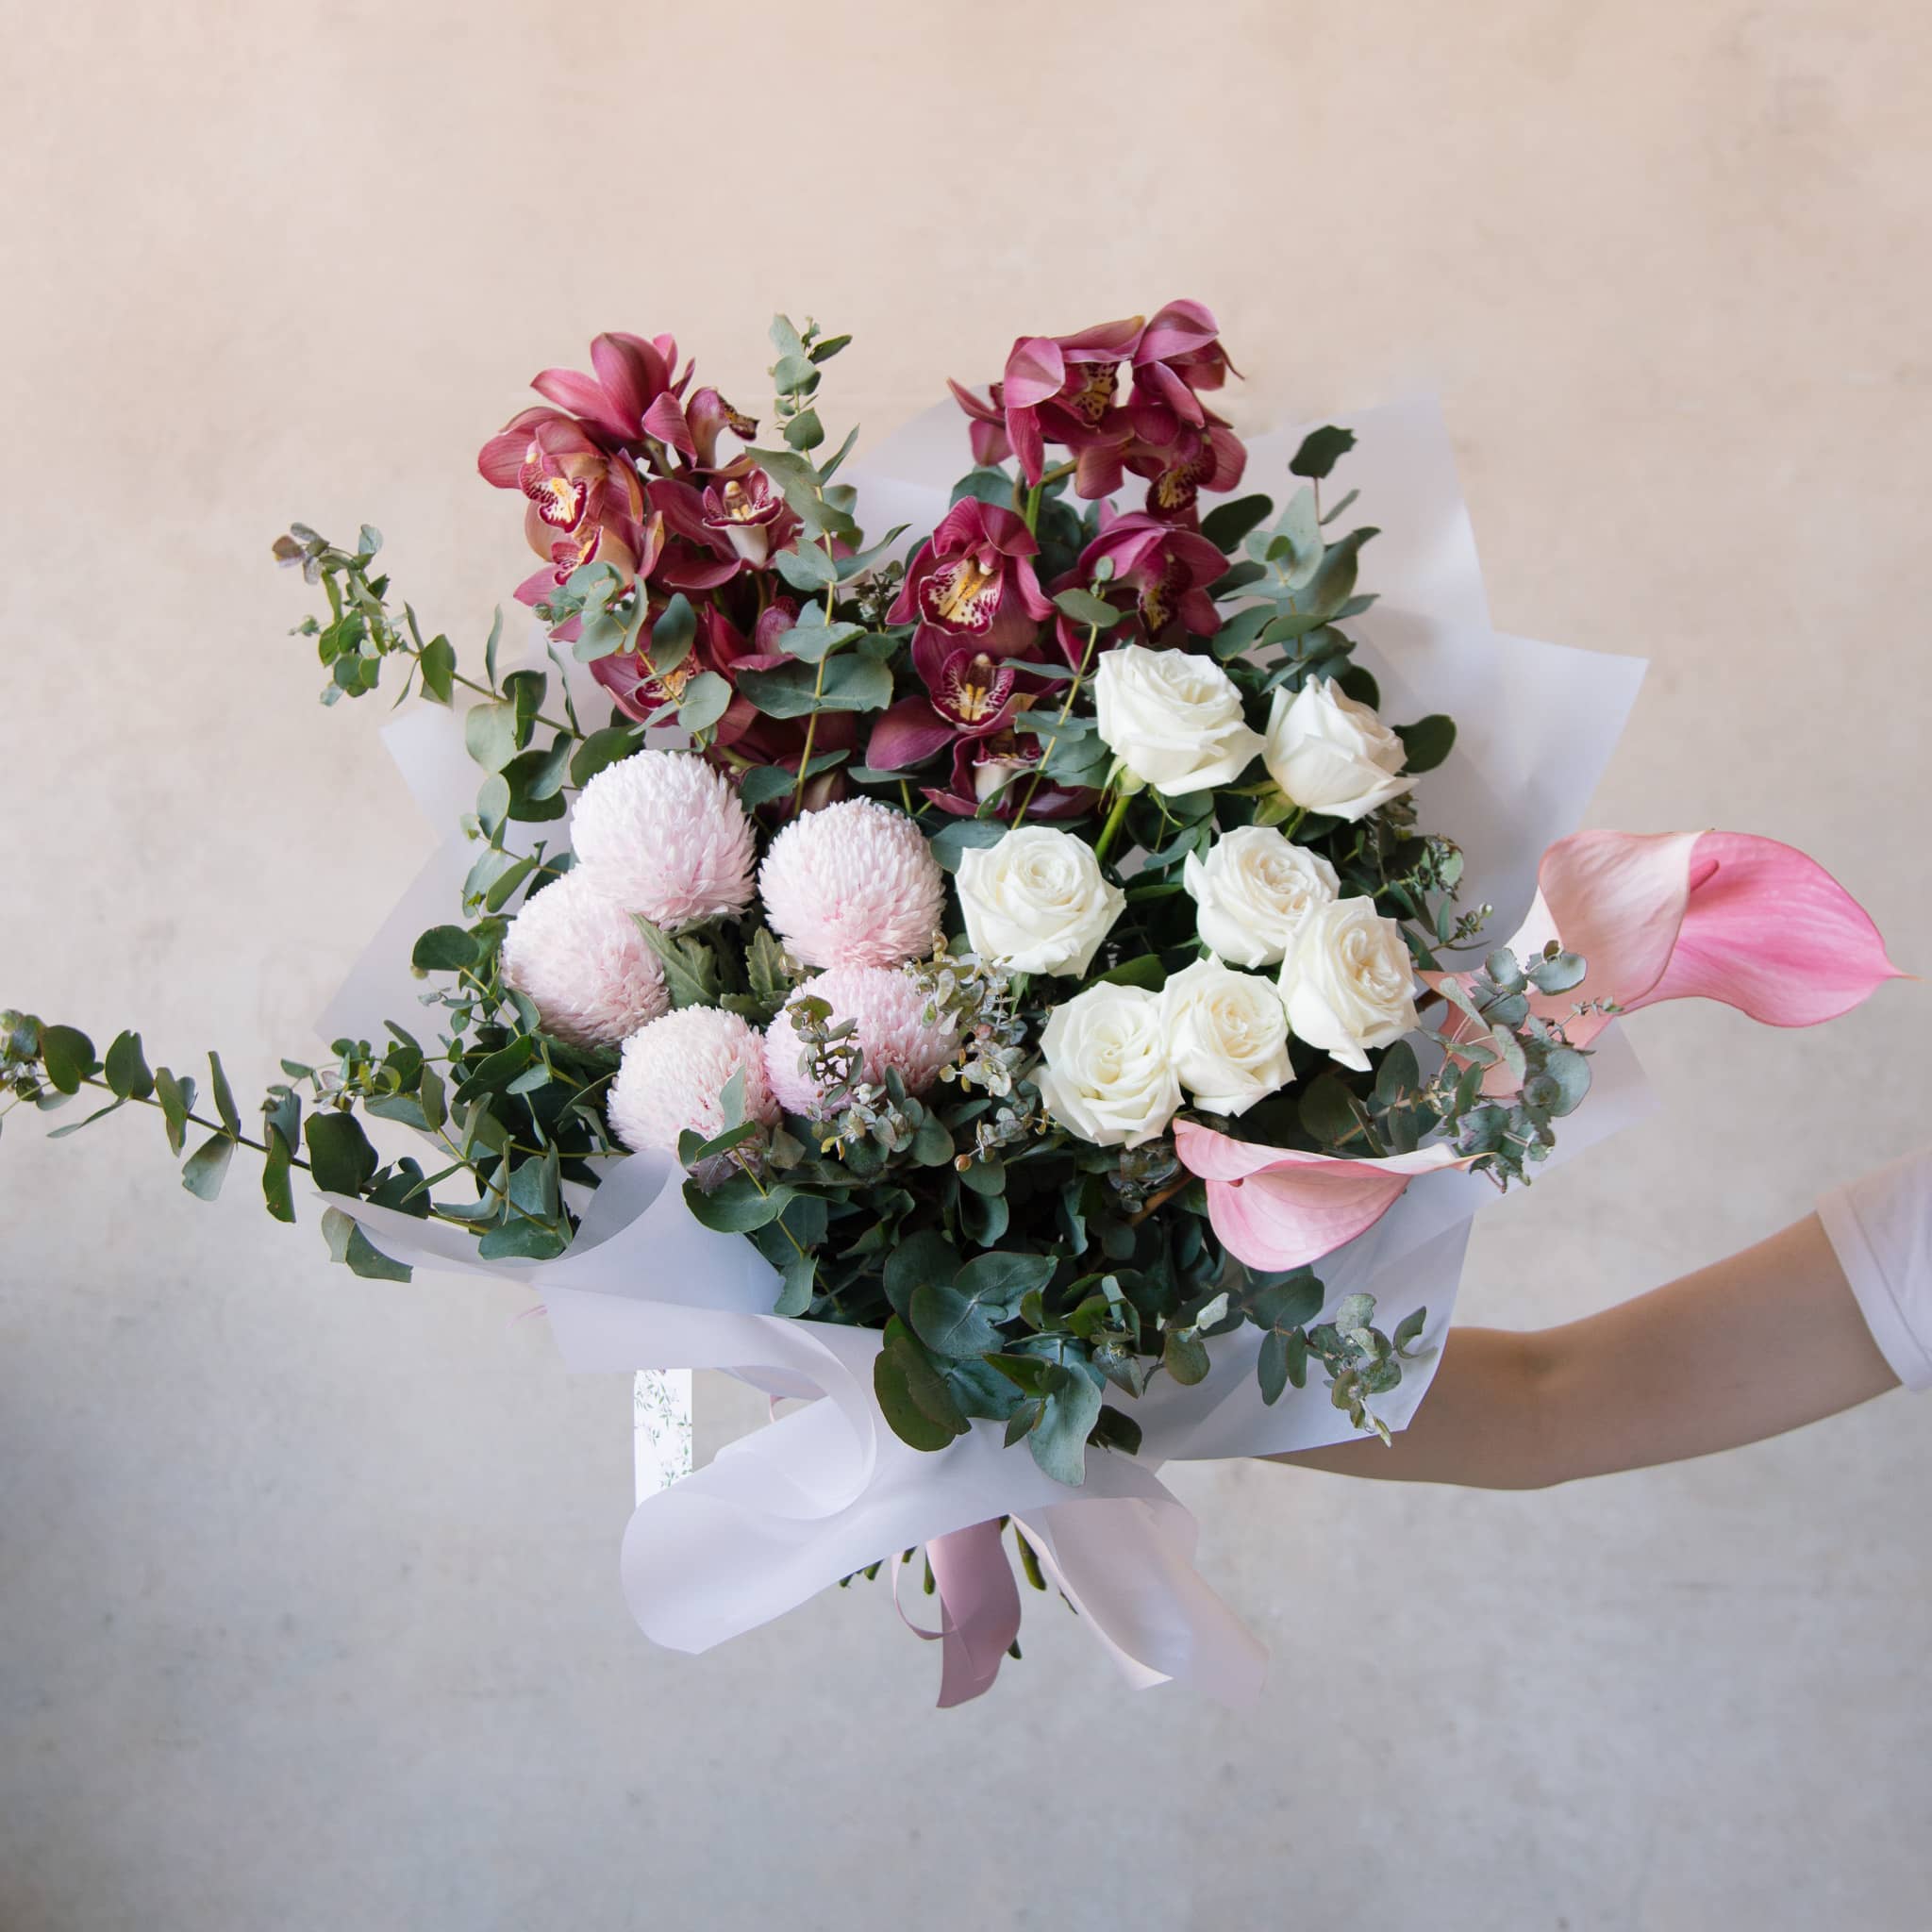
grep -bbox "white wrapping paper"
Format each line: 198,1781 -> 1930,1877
319,398 -> 1652,1699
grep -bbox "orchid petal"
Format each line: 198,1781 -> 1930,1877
530,366 -> 631,441
1002,336 -> 1067,410
642,391 -> 696,456
1136,300 -> 1221,365
865,698 -> 958,772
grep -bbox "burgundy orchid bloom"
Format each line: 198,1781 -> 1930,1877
1075,508 -> 1224,640
526,329 -> 685,450
994,315 -> 1144,486
1126,299 -> 1239,447
1124,409 -> 1248,519
699,465 -> 792,570
865,641 -> 1023,772
920,720 -> 1093,821
888,499 -> 1054,657
480,330 -> 696,603
588,600 -> 856,795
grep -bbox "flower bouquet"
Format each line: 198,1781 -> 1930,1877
4,306 -> 1901,1704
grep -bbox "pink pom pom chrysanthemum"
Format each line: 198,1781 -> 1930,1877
499,870 -> 668,1050
608,1008 -> 779,1158
570,750 -> 757,930
763,966 -> 959,1117
758,798 -> 945,970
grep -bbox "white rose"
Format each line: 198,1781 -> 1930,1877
1263,676 -> 1416,822
1182,824 -> 1341,969
1278,896 -> 1420,1072
1092,643 -> 1266,796
1158,958 -> 1293,1116
956,825 -> 1125,977
1036,983 -> 1181,1148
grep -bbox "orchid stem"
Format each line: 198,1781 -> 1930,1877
1009,622 -> 1099,829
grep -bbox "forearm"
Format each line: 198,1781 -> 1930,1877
1272,1213 -> 1902,1490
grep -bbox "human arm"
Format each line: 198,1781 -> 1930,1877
1270,1149 -> 1932,1490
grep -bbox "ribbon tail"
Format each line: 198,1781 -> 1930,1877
1016,1493 -> 1268,1706
926,1521 -> 1023,1708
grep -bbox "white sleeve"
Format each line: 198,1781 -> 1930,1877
1817,1148 -> 1932,1392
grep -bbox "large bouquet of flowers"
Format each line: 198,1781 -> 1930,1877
5,306 -> 1901,1703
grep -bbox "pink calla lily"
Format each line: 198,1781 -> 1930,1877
1174,1122 -> 1477,1271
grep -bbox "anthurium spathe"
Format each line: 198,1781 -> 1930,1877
1173,1123 -> 1478,1271
1497,829 -> 1906,1044
889,498 -> 1055,657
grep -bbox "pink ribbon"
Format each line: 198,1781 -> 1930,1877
891,1519 -> 1024,1708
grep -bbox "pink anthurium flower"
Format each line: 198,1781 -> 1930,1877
1174,1121 -> 1478,1271
1461,830 -> 1907,1053
888,499 -> 1055,657
1074,508 -> 1225,641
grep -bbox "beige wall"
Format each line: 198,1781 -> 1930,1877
4,4 -> 1928,1927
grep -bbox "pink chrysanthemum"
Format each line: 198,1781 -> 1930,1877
763,966 -> 960,1117
608,1008 -> 779,1158
570,750 -> 757,929
758,798 -> 946,970
499,870 -> 668,1050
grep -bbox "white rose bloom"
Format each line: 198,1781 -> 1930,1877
1278,896 -> 1420,1073
1182,824 -> 1341,969
1092,643 -> 1266,796
956,825 -> 1125,977
1036,983 -> 1181,1148
1159,958 -> 1293,1116
1263,676 -> 1417,822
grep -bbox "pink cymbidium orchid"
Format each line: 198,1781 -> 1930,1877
889,499 -> 1055,657
1074,508 -> 1224,641
698,466 -> 793,571
1126,298 -> 1238,446
998,316 -> 1143,485
1124,409 -> 1248,519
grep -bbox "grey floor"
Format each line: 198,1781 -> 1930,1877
5,3 -> 1930,1926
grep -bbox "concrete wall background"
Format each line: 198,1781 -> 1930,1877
3,3 -> 1927,1926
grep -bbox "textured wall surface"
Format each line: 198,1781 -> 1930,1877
3,4 -> 1928,1927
